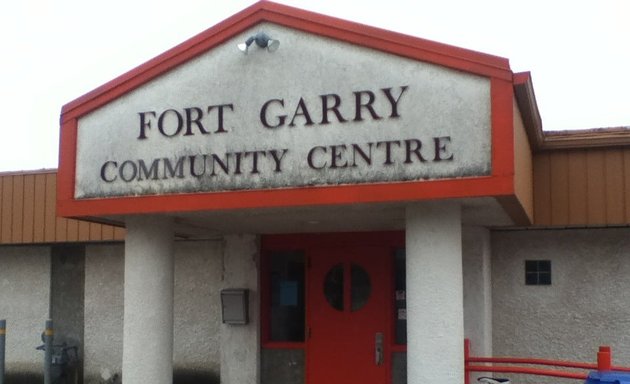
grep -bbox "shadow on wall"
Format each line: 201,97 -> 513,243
4,367 -> 218,383
85,369 -> 220,384
84,372 -> 120,384
174,369 -> 220,384
4,372 -> 42,384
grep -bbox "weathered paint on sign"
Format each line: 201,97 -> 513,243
75,23 -> 491,199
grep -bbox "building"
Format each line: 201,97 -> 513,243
1,2 -> 630,384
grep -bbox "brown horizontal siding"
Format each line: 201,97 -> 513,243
0,171 -> 125,245
533,148 -> 630,226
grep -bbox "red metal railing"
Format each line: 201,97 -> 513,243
464,339 -> 630,384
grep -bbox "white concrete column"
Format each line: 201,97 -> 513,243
220,235 -> 260,384
123,216 -> 174,384
406,202 -> 463,384
463,226 -> 493,357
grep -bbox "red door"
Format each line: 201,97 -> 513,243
307,246 -> 391,384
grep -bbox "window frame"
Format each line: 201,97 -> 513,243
525,259 -> 552,286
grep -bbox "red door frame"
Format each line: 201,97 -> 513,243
261,232 -> 405,383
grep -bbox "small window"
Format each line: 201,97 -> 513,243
525,260 -> 551,285
269,251 -> 305,342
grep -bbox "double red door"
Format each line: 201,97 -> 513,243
306,246 -> 392,384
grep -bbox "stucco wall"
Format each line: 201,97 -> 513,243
0,245 -> 51,383
492,228 -> 630,383
83,240 -> 223,384
84,244 -> 124,384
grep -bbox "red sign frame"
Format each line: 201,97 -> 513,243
58,1 -> 515,218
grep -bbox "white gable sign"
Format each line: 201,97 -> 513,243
75,23 -> 491,199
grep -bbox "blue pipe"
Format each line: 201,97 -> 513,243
0,319 -> 5,384
43,320 -> 53,384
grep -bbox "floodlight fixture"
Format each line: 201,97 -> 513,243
237,32 -> 280,53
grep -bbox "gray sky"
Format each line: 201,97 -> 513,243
1,0 -> 628,172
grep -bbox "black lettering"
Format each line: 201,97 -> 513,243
260,99 -> 287,128
353,90 -> 381,121
307,146 -> 327,170
138,111 -> 157,139
208,104 -> 233,133
162,157 -> 185,179
137,159 -> 160,181
404,139 -> 427,164
119,160 -> 138,182
158,109 -> 184,137
269,149 -> 288,173
246,151 -> 267,174
376,140 -> 402,165
381,86 -> 409,118
351,143 -> 372,167
210,154 -> 230,176
184,107 -> 209,136
320,94 -> 347,124
233,152 -> 243,175
330,145 -> 348,169
100,161 -> 118,182
189,155 -> 208,178
434,136 -> 454,161
289,98 -> 314,127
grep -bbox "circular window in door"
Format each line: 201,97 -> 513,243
323,263 -> 372,312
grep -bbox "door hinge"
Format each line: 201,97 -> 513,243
307,256 -> 312,269
307,326 -> 312,339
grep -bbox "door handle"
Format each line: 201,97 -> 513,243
375,332 -> 384,365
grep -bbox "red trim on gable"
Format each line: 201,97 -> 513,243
60,1 -> 511,122
61,2 -> 263,122
57,1 -> 518,219
491,78 -> 515,178
58,119 -> 77,213
513,71 -> 531,86
256,4 -> 510,79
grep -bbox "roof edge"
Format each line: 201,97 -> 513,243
541,127 -> 630,150
258,1 -> 511,70
61,1 -> 266,119
0,168 -> 58,177
515,71 -> 630,151
513,71 -> 545,151
61,1 -> 512,122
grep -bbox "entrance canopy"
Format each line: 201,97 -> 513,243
58,1 -> 534,232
